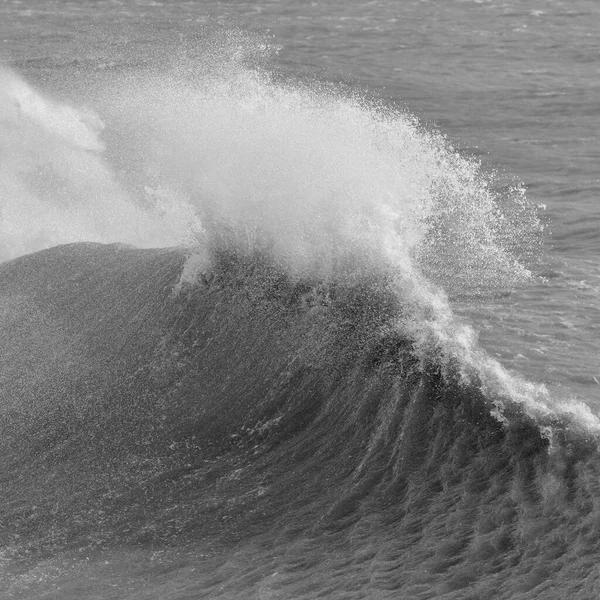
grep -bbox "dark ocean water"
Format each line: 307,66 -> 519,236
0,0 -> 599,598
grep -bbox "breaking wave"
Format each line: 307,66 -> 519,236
1,37 -> 598,599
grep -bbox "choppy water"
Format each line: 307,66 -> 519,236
0,0 -> 599,598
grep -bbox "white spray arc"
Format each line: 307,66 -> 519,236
95,60 -> 537,293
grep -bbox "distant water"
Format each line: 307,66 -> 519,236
0,1 -> 599,598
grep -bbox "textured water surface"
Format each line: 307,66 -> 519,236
0,1 -> 599,598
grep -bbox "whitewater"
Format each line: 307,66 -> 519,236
1,1 -> 600,598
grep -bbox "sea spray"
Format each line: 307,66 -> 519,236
93,55 -> 541,293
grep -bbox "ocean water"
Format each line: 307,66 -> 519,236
0,0 -> 599,598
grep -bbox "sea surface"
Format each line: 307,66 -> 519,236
0,0 -> 599,598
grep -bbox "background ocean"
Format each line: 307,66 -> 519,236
0,0 -> 599,598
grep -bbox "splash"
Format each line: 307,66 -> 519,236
92,56 -> 540,295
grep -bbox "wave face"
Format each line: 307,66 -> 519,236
1,242 -> 600,599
